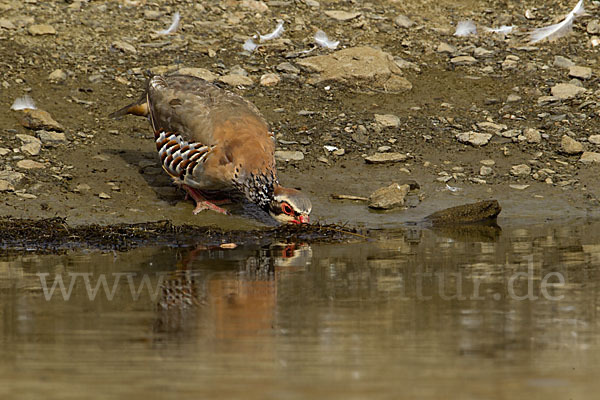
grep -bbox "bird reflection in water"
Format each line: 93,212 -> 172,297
153,243 -> 312,339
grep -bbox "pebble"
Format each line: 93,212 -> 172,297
561,135 -> 584,154
477,121 -> 507,133
260,73 -> 281,87
524,128 -> 542,144
568,66 -> 592,80
28,24 -> 56,35
377,146 -> 391,152
364,152 -> 407,164
450,56 -> 477,66
436,43 -> 457,54
176,67 -> 217,82
0,18 -> 16,30
553,56 -> 574,68
579,152 -> 600,163
218,74 -> 253,86
455,131 -> 492,146
510,184 -> 530,190
0,169 -> 25,185
21,142 -> 41,156
394,15 -> 414,28
368,183 -> 410,210
506,94 -> 521,103
17,160 -> 45,169
324,10 -> 361,21
374,114 -> 400,128
48,69 -> 67,82
274,150 -> 304,161
510,164 -> 531,176
0,180 -> 14,192
18,109 -> 63,132
38,130 -> 67,145
587,20 -> 600,34
551,83 -> 586,100
480,159 -> 496,166
480,166 -> 493,176
588,135 -> 600,145
276,62 -> 300,74
98,192 -> 111,199
111,40 -> 137,54
0,148 -> 10,156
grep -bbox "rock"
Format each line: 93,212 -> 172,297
374,114 -> 400,128
377,146 -> 391,152
480,159 -> 495,166
551,83 -> 586,100
0,169 -> 24,186
561,135 -> 584,154
98,192 -> 111,199
436,42 -> 457,54
569,66 -> 592,80
17,134 -> 40,144
241,0 -> 269,12
21,142 -> 41,156
0,148 -> 9,156
17,160 -> 45,169
144,10 -> 163,20
274,150 -> 304,161
510,164 -> 531,176
426,200 -> 501,226
18,109 -> 63,132
0,180 -> 14,192
579,152 -> 600,163
48,69 -> 67,82
176,67 -> 217,82
480,166 -> 493,176
333,148 -> 345,156
28,24 -> 56,35
553,56 -> 574,68
384,75 -> 413,92
218,74 -> 253,86
276,62 -> 300,74
304,0 -> 320,7
506,94 -> 521,103
450,56 -> 477,66
111,40 -> 137,54
394,15 -> 414,28
364,152 -> 407,164
324,10 -> 361,21
524,128 -> 542,143
510,184 -> 530,190
0,18 -> 16,30
473,47 -> 493,58
260,73 -> 280,87
297,47 -> 410,92
588,135 -> 600,145
368,183 -> 410,210
476,121 -> 507,133
455,131 -> 492,146
38,130 -> 67,146
587,20 -> 600,34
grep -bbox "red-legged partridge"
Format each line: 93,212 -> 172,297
111,74 -> 311,224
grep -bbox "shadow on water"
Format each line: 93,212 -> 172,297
1,220 -> 600,398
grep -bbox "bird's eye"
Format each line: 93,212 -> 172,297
281,202 -> 294,215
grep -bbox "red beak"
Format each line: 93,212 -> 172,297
296,215 -> 309,224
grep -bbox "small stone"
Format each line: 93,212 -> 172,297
384,75 -> 413,92
450,56 -> 477,66
333,148 -> 345,156
218,74 -> 253,86
551,83 -> 586,100
480,166 -> 493,176
587,20 -> 600,34
324,10 -> 361,21
304,0 -> 320,7
259,73 -> 280,87
588,135 -> 600,145
553,56 -> 575,68
17,160 -> 45,169
579,152 -> 600,163
176,67 -> 217,82
18,109 -> 63,132
368,183 -> 410,210
394,15 -> 414,28
524,128 -> 542,144
0,170 -> 24,186
144,10 -> 163,20
75,183 -> 91,192
365,153 -> 407,164
510,164 -> 531,176
377,146 -> 391,152
506,94 -> 521,103
21,142 -> 41,156
436,42 -> 457,54
426,200 -> 501,225
48,69 -> 67,82
0,18 -> 16,30
112,41 -> 137,54
477,121 -> 507,133
241,0 -> 269,12
0,148 -> 9,156
274,150 -> 304,161
276,62 -> 300,74
561,135 -> 584,154
15,192 -> 37,199
0,180 -> 14,191
568,66 -> 592,80
480,159 -> 496,166
510,184 -> 530,190
374,114 -> 400,128
38,130 -> 67,145
98,192 -> 111,199
455,131 -> 492,146
28,24 -> 56,35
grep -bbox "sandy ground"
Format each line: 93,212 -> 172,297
1,0 -> 600,232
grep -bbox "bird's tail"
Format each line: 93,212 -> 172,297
108,92 -> 149,119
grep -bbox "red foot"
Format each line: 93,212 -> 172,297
183,185 -> 229,215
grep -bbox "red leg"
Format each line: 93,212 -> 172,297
183,185 -> 229,215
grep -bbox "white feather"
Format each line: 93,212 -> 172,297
10,95 -> 36,111
314,30 -> 339,49
156,11 -> 180,35
454,20 -> 477,37
243,38 -> 258,52
259,20 -> 284,42
484,25 -> 515,35
529,0 -> 585,43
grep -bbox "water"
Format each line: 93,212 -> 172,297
1,221 -> 600,399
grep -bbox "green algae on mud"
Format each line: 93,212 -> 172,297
0,217 -> 365,252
